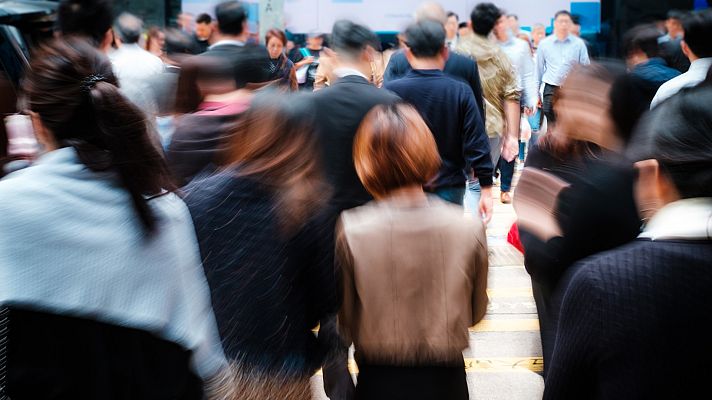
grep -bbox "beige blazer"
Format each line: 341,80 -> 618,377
337,196 -> 489,366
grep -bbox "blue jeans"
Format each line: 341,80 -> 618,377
432,186 -> 466,206
464,179 -> 481,215
498,156 -> 515,192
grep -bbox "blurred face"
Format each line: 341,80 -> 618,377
149,31 -> 165,54
507,16 -> 519,34
196,22 -> 213,41
665,18 -> 683,37
571,24 -> 581,37
554,70 -> 617,149
445,16 -> 459,39
532,26 -> 546,45
307,35 -> 323,49
267,36 -> 284,59
458,25 -> 472,37
554,14 -> 573,38
493,15 -> 510,41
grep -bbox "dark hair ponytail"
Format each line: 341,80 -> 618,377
24,37 -> 175,234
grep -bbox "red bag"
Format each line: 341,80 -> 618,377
507,222 -> 524,253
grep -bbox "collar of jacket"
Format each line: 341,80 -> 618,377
639,197 -> 712,240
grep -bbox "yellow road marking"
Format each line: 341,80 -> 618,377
315,357 -> 543,375
470,319 -> 540,332
487,287 -> 533,298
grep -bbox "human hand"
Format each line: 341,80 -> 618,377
479,186 -> 494,224
500,135 -> 519,163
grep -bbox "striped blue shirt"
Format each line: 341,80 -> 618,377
536,34 -> 590,89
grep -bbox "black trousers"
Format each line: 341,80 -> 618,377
354,362 -> 468,400
542,84 -> 559,125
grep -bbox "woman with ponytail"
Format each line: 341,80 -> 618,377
0,37 -> 226,399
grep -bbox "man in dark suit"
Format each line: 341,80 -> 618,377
384,2 -> 485,120
310,20 -> 400,400
175,0 -> 269,113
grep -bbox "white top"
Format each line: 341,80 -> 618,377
109,43 -> 164,116
536,34 -> 590,89
498,36 -> 537,109
639,198 -> 712,241
650,58 -> 712,108
208,39 -> 246,50
333,67 -> 368,80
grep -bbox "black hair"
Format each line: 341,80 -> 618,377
507,14 -> 518,20
114,12 -> 142,44
404,19 -> 446,58
165,28 -> 200,55
682,9 -> 712,58
554,10 -> 573,21
667,10 -> 685,21
470,3 -> 502,36
24,38 -> 176,233
622,24 -> 662,58
571,14 -> 581,26
447,11 -> 459,21
215,0 -> 247,36
628,84 -> 712,198
57,0 -> 114,45
331,20 -> 379,57
196,13 -> 212,25
458,21 -> 468,29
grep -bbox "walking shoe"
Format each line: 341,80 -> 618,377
500,191 -> 512,204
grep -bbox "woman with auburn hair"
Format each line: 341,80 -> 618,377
183,92 -> 337,399
0,37 -> 225,399
265,28 -> 298,91
337,103 -> 489,400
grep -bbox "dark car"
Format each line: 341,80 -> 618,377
0,0 -> 56,174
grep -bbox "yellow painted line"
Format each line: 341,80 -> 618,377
487,287 -> 533,298
314,319 -> 539,334
469,319 -> 539,332
315,357 -> 543,375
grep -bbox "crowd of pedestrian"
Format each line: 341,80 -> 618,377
0,0 -> 711,399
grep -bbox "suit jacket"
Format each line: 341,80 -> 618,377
311,75 -> 400,211
383,50 -> 485,121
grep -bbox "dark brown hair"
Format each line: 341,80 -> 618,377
265,28 -> 287,46
23,37 -> 175,233
354,103 -> 441,198
225,91 -> 327,232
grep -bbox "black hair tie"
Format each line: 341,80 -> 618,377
80,74 -> 106,93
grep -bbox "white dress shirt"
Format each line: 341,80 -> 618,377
536,34 -> 590,90
498,36 -> 537,109
109,43 -> 164,116
650,57 -> 712,108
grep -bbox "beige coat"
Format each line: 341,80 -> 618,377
337,196 -> 489,366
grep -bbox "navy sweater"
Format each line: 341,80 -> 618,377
385,69 -> 493,189
544,239 -> 712,399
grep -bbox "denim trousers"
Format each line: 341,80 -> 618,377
432,186 -> 466,206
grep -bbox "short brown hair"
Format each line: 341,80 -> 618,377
354,103 -> 441,198
265,28 -> 287,46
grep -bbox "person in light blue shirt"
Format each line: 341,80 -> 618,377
536,10 -> 590,124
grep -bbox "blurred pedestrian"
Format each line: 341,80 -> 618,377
0,37 -> 225,399
183,93 -> 337,400
458,3 -> 521,205
384,2 -> 485,120
176,0 -> 270,113
445,11 -> 460,50
167,46 -> 271,186
531,23 -> 547,53
651,9 -> 712,108
266,28 -> 298,91
544,79 -> 712,400
338,103 -> 489,400
621,24 -> 680,108
291,32 -> 327,90
659,10 -> 690,73
57,0 -> 114,53
536,10 -> 590,125
195,13 -> 215,53
146,26 -> 167,59
515,63 -> 642,374
385,19 -> 494,221
311,21 -> 400,397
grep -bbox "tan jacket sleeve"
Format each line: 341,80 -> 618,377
335,218 -> 356,345
495,49 -> 522,103
471,221 -> 490,325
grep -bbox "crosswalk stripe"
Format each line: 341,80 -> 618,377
315,357 -> 543,375
470,319 -> 540,332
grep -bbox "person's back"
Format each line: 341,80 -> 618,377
0,37 -> 225,399
339,197 -> 487,363
386,70 -> 489,194
312,21 -> 400,210
544,81 -> 712,400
